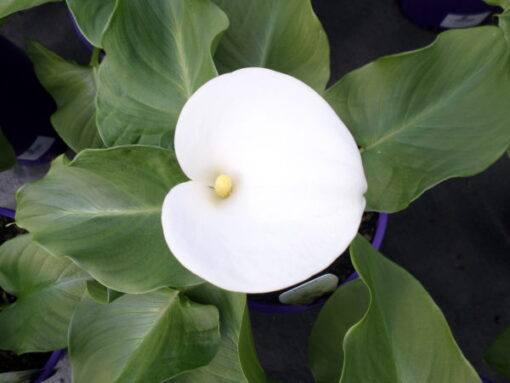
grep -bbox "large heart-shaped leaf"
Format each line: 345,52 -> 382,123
326,26 -> 510,213
26,41 -> 104,153
96,0 -> 228,148
69,289 -> 220,383
0,0 -> 58,18
0,235 -> 89,353
66,0 -> 116,48
0,128 -> 15,171
16,146 -> 202,293
484,325 -> 510,378
211,0 -> 329,93
169,284 -> 270,383
313,236 -> 481,382
308,279 -> 369,383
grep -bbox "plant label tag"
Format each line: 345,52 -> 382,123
279,273 -> 339,305
17,136 -> 55,161
440,12 -> 490,29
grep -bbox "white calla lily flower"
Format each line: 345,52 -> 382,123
162,68 -> 367,293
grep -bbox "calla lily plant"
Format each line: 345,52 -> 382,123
0,0 -> 510,382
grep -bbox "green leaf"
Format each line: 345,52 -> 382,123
211,0 -> 329,92
0,128 -> 16,172
326,27 -> 510,212
66,0 -> 116,48
69,289 -> 220,383
494,1 -> 510,48
25,41 -> 104,153
16,146 -> 202,294
96,0 -> 228,148
484,325 -> 510,378
0,235 -> 89,353
308,279 -> 369,383
328,235 -> 481,383
86,280 -> 123,304
484,0 -> 510,7
169,284 -> 270,383
0,370 -> 40,383
483,1 -> 510,50
0,0 -> 59,18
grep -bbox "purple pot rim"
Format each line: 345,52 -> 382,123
0,207 -> 15,220
248,213 -> 389,314
68,11 -> 95,52
32,350 -> 65,383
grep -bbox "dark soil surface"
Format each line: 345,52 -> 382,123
0,215 -> 25,244
0,350 -> 49,373
0,214 -> 50,373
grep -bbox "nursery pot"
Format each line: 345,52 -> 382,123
0,208 -> 65,382
400,0 -> 500,29
248,213 -> 389,314
0,36 -> 65,166
69,12 -> 94,52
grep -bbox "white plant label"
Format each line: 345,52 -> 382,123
17,136 -> 55,161
279,273 -> 339,305
440,12 -> 490,29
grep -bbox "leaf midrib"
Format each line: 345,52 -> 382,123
58,207 -> 160,216
256,1 -> 284,67
359,38 -> 499,153
20,275 -> 90,300
114,291 -> 179,383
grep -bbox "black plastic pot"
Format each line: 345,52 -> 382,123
0,36 -> 65,166
400,0 -> 500,29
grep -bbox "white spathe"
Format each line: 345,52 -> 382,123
162,67 -> 367,293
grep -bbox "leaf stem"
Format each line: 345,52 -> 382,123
90,48 -> 101,67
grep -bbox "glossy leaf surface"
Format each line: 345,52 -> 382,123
0,235 -> 89,353
329,236 -> 482,383
309,236 -> 481,382
326,27 -> 510,212
169,284 -> 270,383
212,0 -> 329,92
308,279 -> 369,383
16,147 -> 202,293
26,41 -> 103,152
66,0 -> 116,48
96,0 -> 228,148
69,290 -> 220,383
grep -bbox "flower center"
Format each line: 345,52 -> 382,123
214,174 -> 233,198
